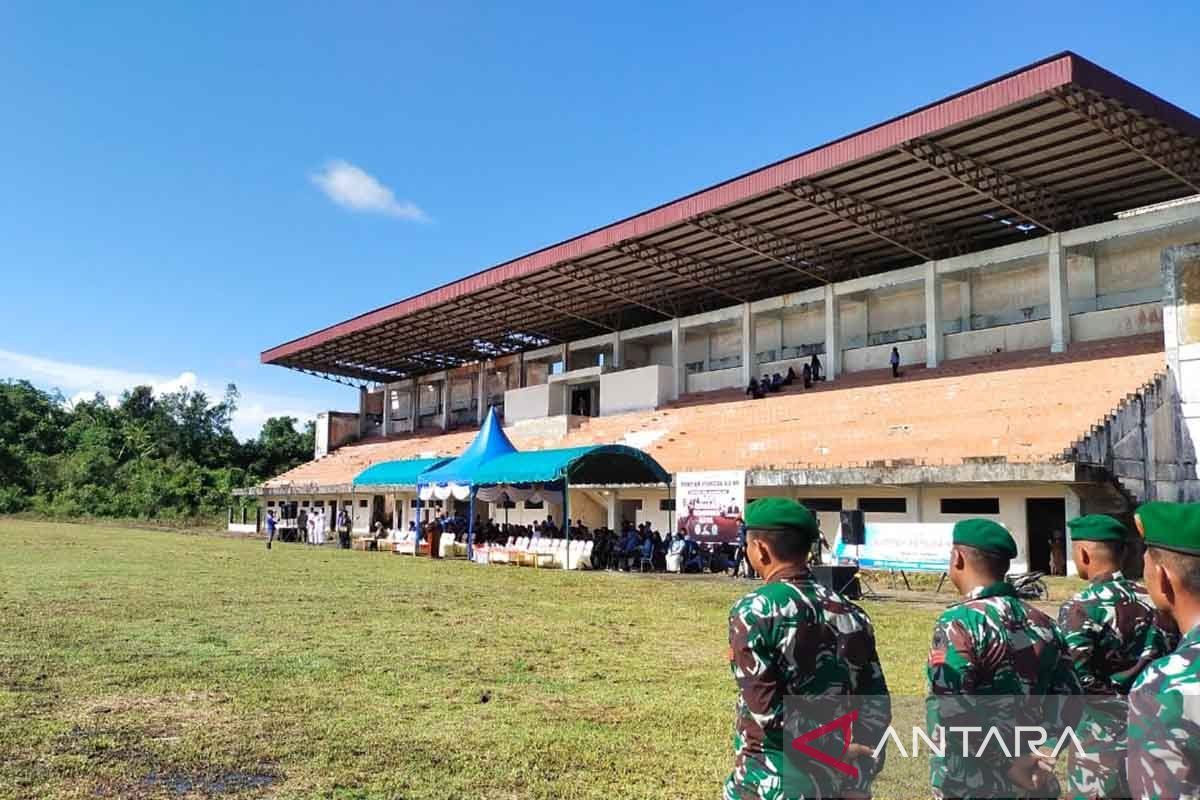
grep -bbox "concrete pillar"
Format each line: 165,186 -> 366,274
1162,243 -> 1200,503
518,352 -> 526,388
823,285 -> 841,379
357,385 -> 368,438
411,383 -> 420,432
741,302 -> 756,385
477,362 -> 487,424
605,490 -> 618,530
1064,486 -> 1081,577
611,331 -> 623,370
1049,233 -> 1071,353
671,319 -> 685,399
925,262 -> 943,368
391,493 -> 399,532
958,275 -> 972,332
440,380 -> 450,431
560,343 -> 570,373
381,383 -> 392,437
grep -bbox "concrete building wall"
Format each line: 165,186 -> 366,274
1095,229 -> 1179,306
971,259 -> 1052,329
504,383 -> 564,423
687,366 -> 742,393
782,304 -> 825,351
599,365 -> 673,415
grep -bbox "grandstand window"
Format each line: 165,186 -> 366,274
525,500 -> 544,509
802,498 -> 843,512
301,500 -> 310,507
659,499 -> 675,511
266,501 -> 275,507
358,500 -> 368,508
409,499 -> 419,508
858,497 -> 907,514
940,497 -> 1000,515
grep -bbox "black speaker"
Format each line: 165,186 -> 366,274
812,565 -> 862,599
840,510 -> 866,546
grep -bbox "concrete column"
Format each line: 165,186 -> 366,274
391,493 -> 399,532
671,319 -> 685,399
823,285 -> 841,379
1064,486 -> 1081,577
477,362 -> 487,424
1049,233 -> 1071,353
411,383 -> 420,432
439,380 -> 450,431
560,343 -> 570,373
958,275 -> 972,332
381,383 -> 392,437
518,352 -> 526,388
925,262 -> 943,368
357,385 -> 368,438
741,302 -> 756,385
605,490 -> 618,530
611,331 -> 623,369
1162,243 -> 1200,503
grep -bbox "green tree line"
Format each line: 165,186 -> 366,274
0,379 -> 313,519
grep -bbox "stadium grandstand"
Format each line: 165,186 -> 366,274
240,51 -> 1200,575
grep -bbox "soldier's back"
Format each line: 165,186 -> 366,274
1128,625 -> 1200,800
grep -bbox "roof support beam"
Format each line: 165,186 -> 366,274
690,213 -> 837,283
616,240 -> 748,304
546,263 -> 675,319
898,137 -> 1101,232
780,180 -> 970,260
503,279 -> 617,331
1049,87 -> 1200,195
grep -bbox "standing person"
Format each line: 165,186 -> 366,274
337,507 -> 351,549
810,353 -> 822,382
730,517 -> 752,579
889,346 -> 900,378
926,519 -> 1080,798
306,510 -> 317,545
1058,514 -> 1175,800
265,509 -> 277,550
297,507 -> 308,545
724,498 -> 890,800
801,362 -> 812,390
1127,502 -> 1200,800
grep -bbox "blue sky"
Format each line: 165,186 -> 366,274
2,2 -> 1197,438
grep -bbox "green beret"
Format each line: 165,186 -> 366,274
1136,502 -> 1200,556
744,497 -> 817,540
1067,514 -> 1127,543
952,518 -> 1017,559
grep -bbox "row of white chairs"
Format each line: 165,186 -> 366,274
472,536 -> 593,570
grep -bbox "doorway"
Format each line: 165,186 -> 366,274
571,386 -> 593,417
1025,498 -> 1066,574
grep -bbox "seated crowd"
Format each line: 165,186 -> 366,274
745,354 -> 823,400
403,513 -> 743,574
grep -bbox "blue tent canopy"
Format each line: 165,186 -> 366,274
418,407 -> 517,487
472,445 -> 670,486
352,457 -> 451,487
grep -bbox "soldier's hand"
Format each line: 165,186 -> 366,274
1006,751 -> 1055,792
845,743 -> 874,761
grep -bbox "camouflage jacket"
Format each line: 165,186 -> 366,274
926,581 -> 1081,799
725,567 -> 891,800
1127,623 -> 1200,800
1058,571 -> 1174,697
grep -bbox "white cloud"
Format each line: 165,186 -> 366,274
0,348 -> 319,441
310,159 -> 429,221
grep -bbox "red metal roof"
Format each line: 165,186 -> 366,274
263,52 -> 1200,382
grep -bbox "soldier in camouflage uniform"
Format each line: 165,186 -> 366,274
926,518 -> 1081,799
725,497 -> 891,800
1057,514 -> 1175,799
1127,501 -> 1200,800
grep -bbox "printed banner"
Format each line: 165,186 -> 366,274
676,470 -> 745,543
831,522 -> 955,573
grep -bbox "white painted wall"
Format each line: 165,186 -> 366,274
504,383 -> 563,423
599,365 -> 673,415
687,366 -> 742,393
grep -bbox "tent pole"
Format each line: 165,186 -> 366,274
563,480 -> 570,570
415,490 -> 423,550
467,488 -> 476,562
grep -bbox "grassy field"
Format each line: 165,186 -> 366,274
0,520 -> 1075,800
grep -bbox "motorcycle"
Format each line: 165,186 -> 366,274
1006,570 -> 1049,601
